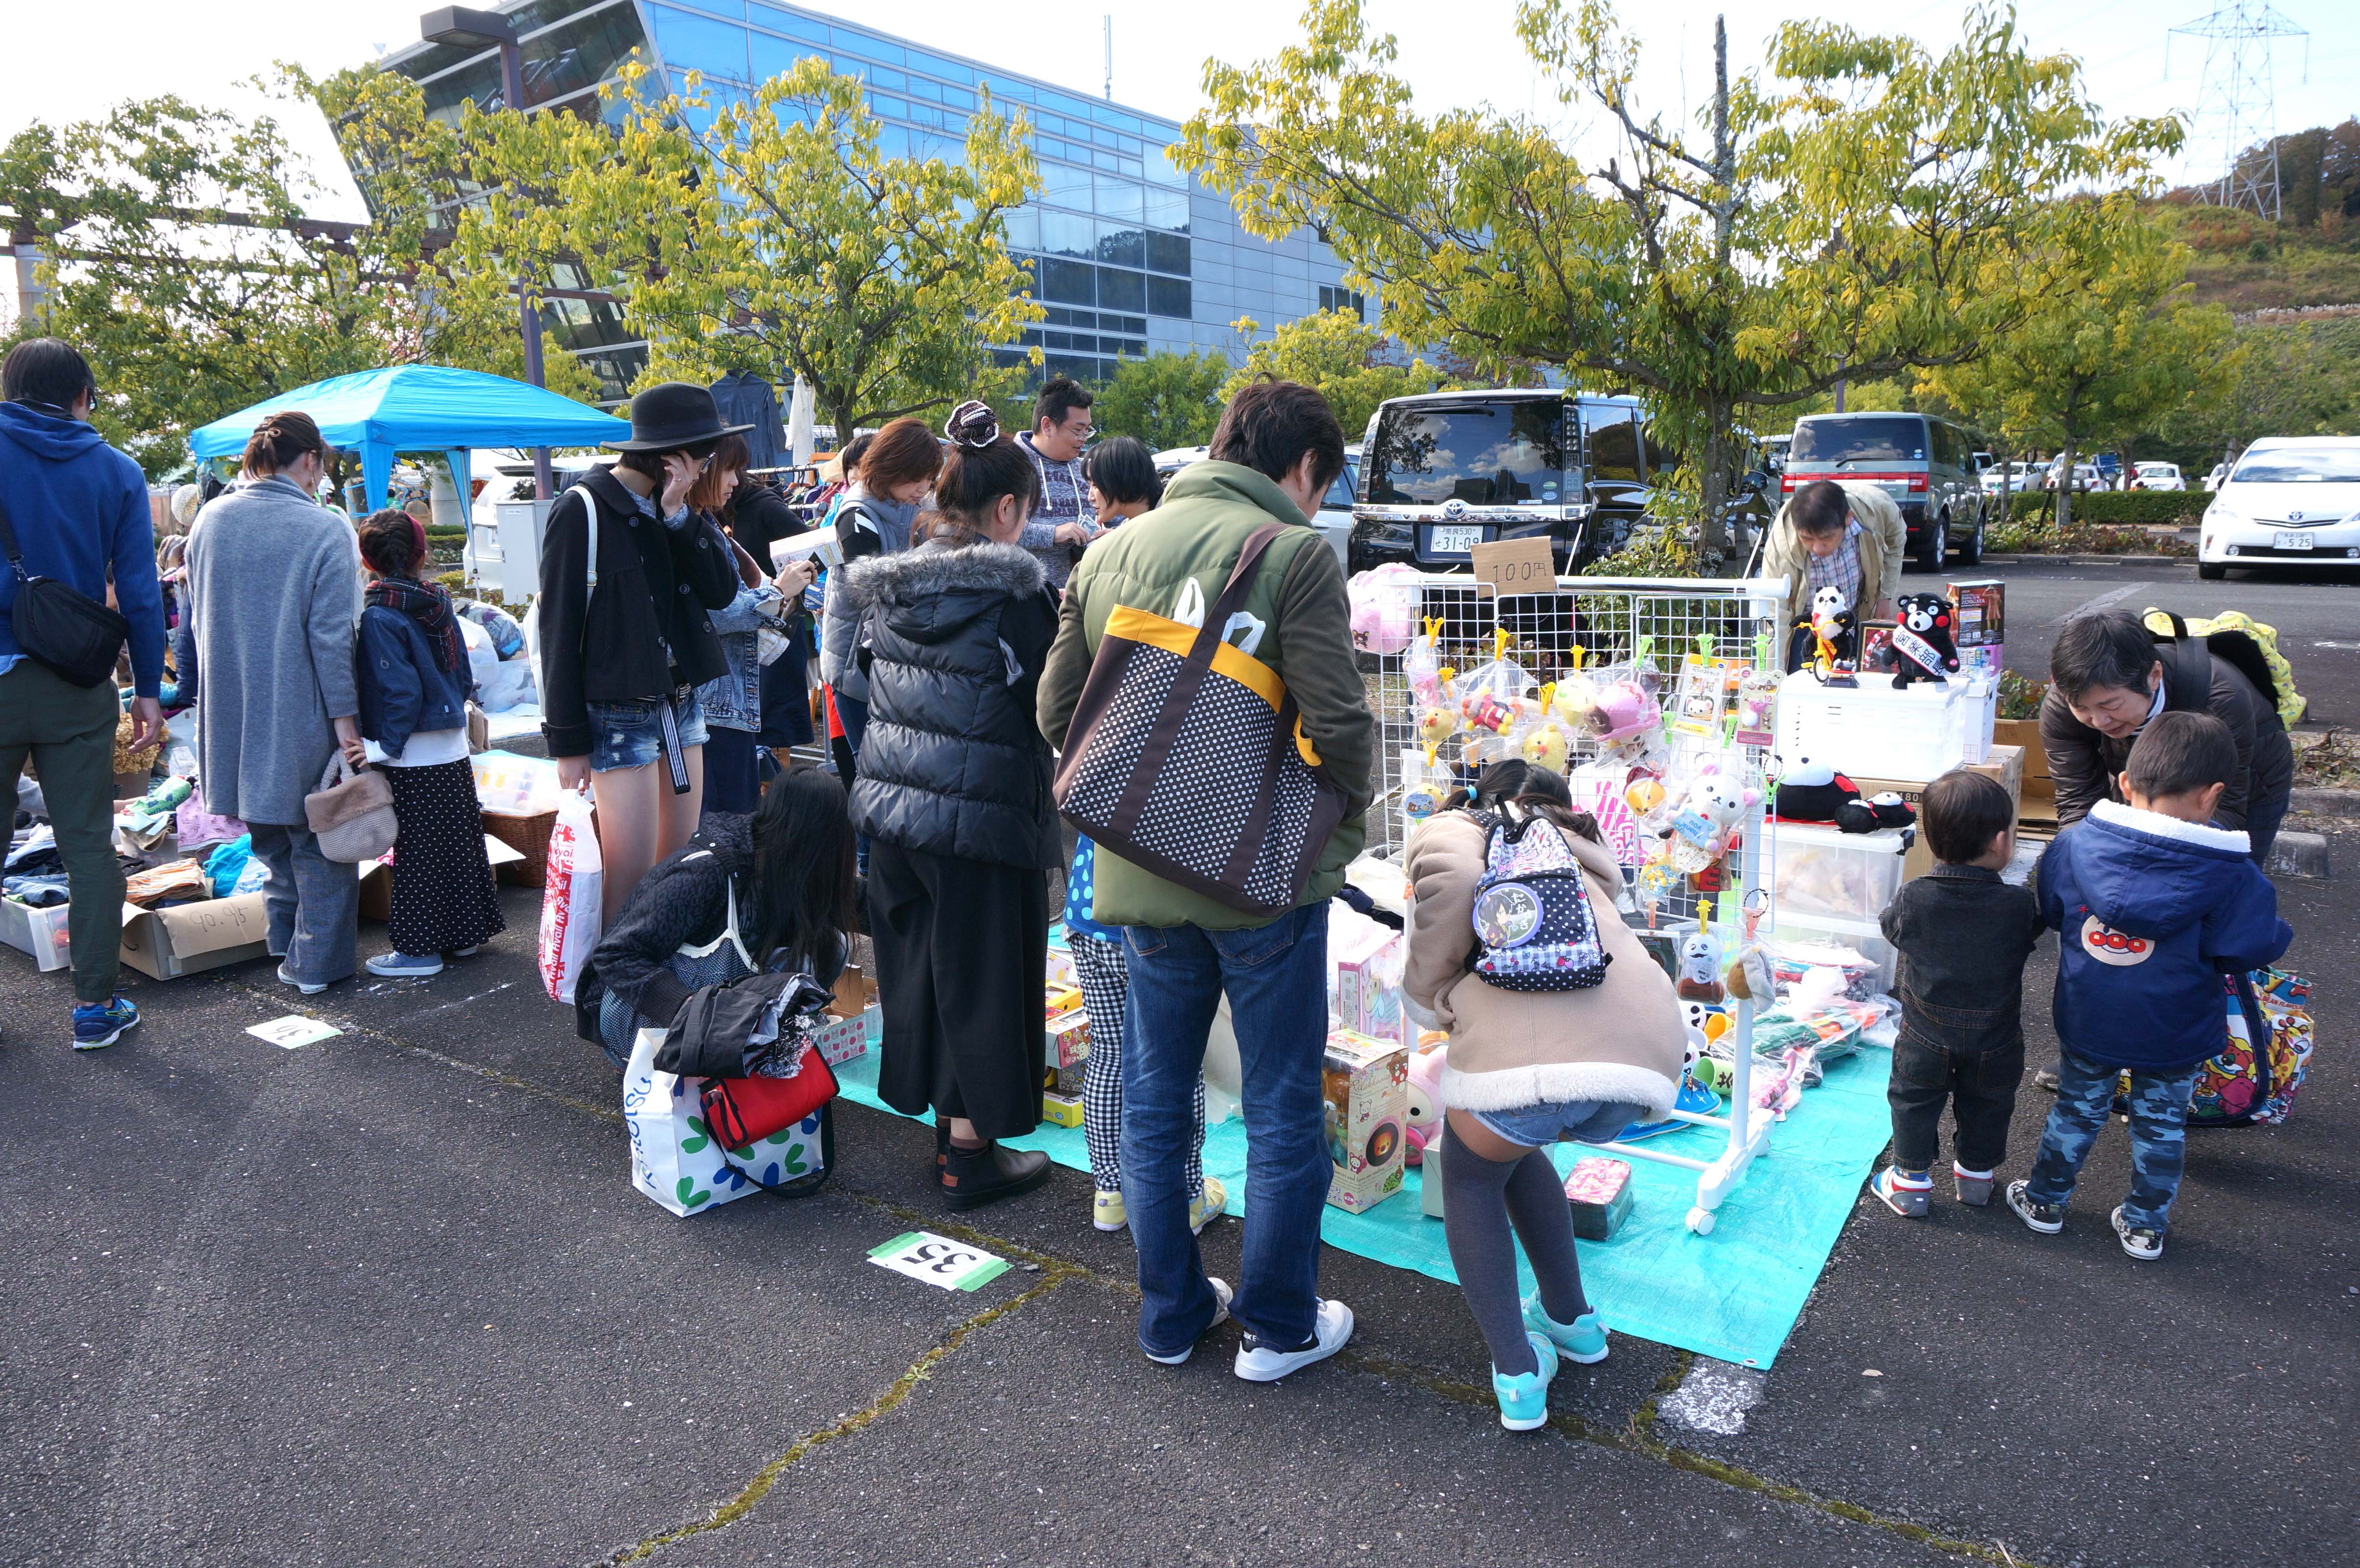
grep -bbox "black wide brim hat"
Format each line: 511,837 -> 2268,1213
605,380 -> 753,453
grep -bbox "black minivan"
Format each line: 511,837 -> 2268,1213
1779,412 -> 1987,570
1347,390 -> 1657,575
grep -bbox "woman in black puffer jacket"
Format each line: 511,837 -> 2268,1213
840,401 -> 1061,1212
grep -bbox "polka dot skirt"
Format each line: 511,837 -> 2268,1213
385,758 -> 507,958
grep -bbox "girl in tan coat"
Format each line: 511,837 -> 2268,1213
1402,762 -> 1687,1429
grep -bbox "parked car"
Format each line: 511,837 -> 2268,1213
2196,436 -> 2360,580
1156,442 -> 1359,574
2204,462 -> 2230,491
1348,390 -> 1656,575
2041,461 -> 2102,493
1779,411 -> 1986,570
1980,460 -> 2042,496
2092,453 -> 2123,490
2130,461 -> 2185,492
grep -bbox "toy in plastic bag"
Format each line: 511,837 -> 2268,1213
1732,668 -> 1778,748
1348,564 -> 1422,655
1662,758 -> 1758,874
1451,633 -> 1539,738
1405,616 -> 1447,707
1519,717 -> 1571,772
1400,747 -> 1452,833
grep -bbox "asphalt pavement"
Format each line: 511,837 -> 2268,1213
5,557 -> 2353,1568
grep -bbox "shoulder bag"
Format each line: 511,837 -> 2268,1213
1053,522 -> 1348,915
0,493 -> 131,688
304,751 -> 398,863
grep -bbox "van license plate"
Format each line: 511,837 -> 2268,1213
2273,531 -> 2312,551
1429,525 -> 1482,554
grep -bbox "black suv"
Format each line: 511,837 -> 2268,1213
1347,391 -> 1659,575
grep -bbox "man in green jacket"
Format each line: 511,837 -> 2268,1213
1040,379 -> 1375,1382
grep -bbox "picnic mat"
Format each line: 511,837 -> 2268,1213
832,1042 -> 1893,1369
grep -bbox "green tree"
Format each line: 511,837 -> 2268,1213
0,74 -> 587,477
1181,0 -> 2178,559
2158,317 -> 2360,477
1220,308 -> 1453,439
1092,348 -> 1229,451
454,59 -> 1042,441
1930,214 -> 2236,527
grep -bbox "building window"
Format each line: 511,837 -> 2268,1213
647,5 -> 748,83
1317,285 -> 1365,320
1145,232 -> 1189,276
1147,276 -> 1192,320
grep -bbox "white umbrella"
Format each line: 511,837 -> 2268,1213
788,375 -> 816,467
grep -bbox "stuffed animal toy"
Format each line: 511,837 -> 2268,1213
1417,706 -> 1456,748
1348,563 -> 1420,655
1835,790 -> 1918,834
1676,930 -> 1725,1003
1402,1046 -> 1446,1167
1807,585 -> 1858,681
1773,759 -> 1861,822
1551,674 -> 1602,730
1584,680 -> 1657,745
1887,593 -> 1961,689
1520,722 -> 1570,772
1674,764 -> 1758,855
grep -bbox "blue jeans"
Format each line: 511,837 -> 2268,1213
2025,1047 -> 2200,1232
1122,902 -> 1329,1359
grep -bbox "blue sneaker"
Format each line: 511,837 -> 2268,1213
73,996 -> 139,1051
1523,1294 -> 1610,1364
1492,1330 -> 1561,1431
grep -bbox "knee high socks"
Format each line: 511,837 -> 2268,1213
1440,1122 -> 1593,1379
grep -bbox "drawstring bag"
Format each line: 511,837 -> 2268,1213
1465,806 -> 1610,991
1055,523 -> 1347,915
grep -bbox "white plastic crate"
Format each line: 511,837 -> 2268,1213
1775,670 -> 1979,780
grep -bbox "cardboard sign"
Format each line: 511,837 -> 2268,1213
1468,537 -> 1555,597
868,1231 -> 1009,1292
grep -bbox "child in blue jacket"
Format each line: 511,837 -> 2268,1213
2010,711 -> 2290,1260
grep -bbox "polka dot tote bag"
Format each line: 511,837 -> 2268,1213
1054,523 -> 1348,915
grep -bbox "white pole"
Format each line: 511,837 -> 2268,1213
1104,15 -> 1114,100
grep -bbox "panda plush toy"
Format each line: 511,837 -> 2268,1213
1887,593 -> 1962,689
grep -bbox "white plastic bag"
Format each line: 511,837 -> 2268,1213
538,791 -> 602,1004
622,1027 -> 779,1216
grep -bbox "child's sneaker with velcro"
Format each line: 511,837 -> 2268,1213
1492,1330 -> 1561,1431
1873,1166 -> 1932,1218
1953,1165 -> 1994,1207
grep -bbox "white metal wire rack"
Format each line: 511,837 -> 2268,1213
1358,570 -> 1794,1234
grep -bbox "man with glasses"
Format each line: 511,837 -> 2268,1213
1016,376 -> 1097,590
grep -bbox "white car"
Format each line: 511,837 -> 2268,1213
1980,461 -> 2041,495
2197,437 -> 2360,579
2130,461 -> 2184,491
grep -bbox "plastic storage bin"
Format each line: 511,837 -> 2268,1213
1767,821 -> 1909,926
1776,670 -> 1982,780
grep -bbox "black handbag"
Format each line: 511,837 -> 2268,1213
0,494 -> 130,688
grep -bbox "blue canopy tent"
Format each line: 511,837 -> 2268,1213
185,365 -> 628,514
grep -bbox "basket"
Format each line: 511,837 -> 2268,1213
481,807 -> 559,886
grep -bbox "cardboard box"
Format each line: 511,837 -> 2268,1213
1564,1157 -> 1635,1241
1991,719 -> 2054,824
831,965 -> 872,1019
1040,1091 -> 1085,1128
1045,1008 -> 1090,1096
1332,922 -> 1405,1044
1849,745 -> 2024,882
1045,983 -> 1082,1017
118,892 -> 270,980
1045,944 -> 1079,991
1,895 -> 73,971
356,833 -> 526,922
1323,1029 -> 1408,1213
810,1003 -> 877,1067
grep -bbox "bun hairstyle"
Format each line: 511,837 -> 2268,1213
921,400 -> 1040,544
242,410 -> 328,476
357,508 -> 428,577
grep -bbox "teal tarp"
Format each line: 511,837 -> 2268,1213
832,1040 -> 1896,1370
185,365 -> 627,512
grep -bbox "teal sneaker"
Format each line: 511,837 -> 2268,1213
1491,1330 -> 1561,1431
73,996 -> 140,1051
1523,1293 -> 1610,1364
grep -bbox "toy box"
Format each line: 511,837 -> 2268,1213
1563,1157 -> 1635,1241
1332,922 -> 1406,1044
1045,1008 -> 1091,1096
1046,982 -> 1082,1017
1045,944 -> 1079,991
1947,579 -> 2004,647
1777,667 -> 1978,779
809,1003 -> 878,1067
1041,1091 -> 1085,1128
1323,1029 -> 1408,1213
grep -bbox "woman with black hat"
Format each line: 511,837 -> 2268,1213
537,381 -> 745,920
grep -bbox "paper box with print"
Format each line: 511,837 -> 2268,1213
1333,923 -> 1406,1045
1045,1008 -> 1091,1096
1323,1029 -> 1408,1213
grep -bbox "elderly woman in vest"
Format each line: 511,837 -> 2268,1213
839,402 -> 1061,1212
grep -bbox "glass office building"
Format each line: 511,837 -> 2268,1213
375,0 -> 1355,403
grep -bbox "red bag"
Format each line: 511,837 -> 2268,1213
701,1052 -> 840,1153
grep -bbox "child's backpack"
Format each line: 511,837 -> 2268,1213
2185,967 -> 2315,1127
2144,608 -> 2307,727
1465,807 -> 1611,991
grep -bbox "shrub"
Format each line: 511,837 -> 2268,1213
1999,490 -> 2208,524
1987,515 -> 2194,556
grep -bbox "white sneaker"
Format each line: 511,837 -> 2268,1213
1143,1277 -> 1232,1366
1234,1297 -> 1354,1383
276,963 -> 329,997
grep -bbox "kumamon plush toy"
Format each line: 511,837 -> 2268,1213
1887,593 -> 1962,689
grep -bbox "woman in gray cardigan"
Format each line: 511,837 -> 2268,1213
184,411 -> 369,994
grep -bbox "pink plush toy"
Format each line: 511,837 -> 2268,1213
1348,564 -> 1421,656
1585,680 -> 1656,744
1403,1044 -> 1447,1167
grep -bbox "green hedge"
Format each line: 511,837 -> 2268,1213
1996,490 -> 2207,524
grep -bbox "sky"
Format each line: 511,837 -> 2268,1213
4,0 -> 2352,313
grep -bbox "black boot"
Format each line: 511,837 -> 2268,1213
941,1140 -> 1051,1211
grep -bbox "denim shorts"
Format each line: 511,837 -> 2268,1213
586,688 -> 707,773
1471,1097 -> 1647,1149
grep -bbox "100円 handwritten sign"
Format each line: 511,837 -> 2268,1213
1469,536 -> 1555,596
867,1230 -> 1009,1291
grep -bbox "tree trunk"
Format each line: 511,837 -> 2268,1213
2053,439 -> 2075,530
1698,414 -> 1731,567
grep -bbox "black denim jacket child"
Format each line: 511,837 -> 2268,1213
1878,864 -> 2045,1055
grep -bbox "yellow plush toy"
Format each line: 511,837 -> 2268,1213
1520,722 -> 1569,772
1417,706 -> 1456,747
